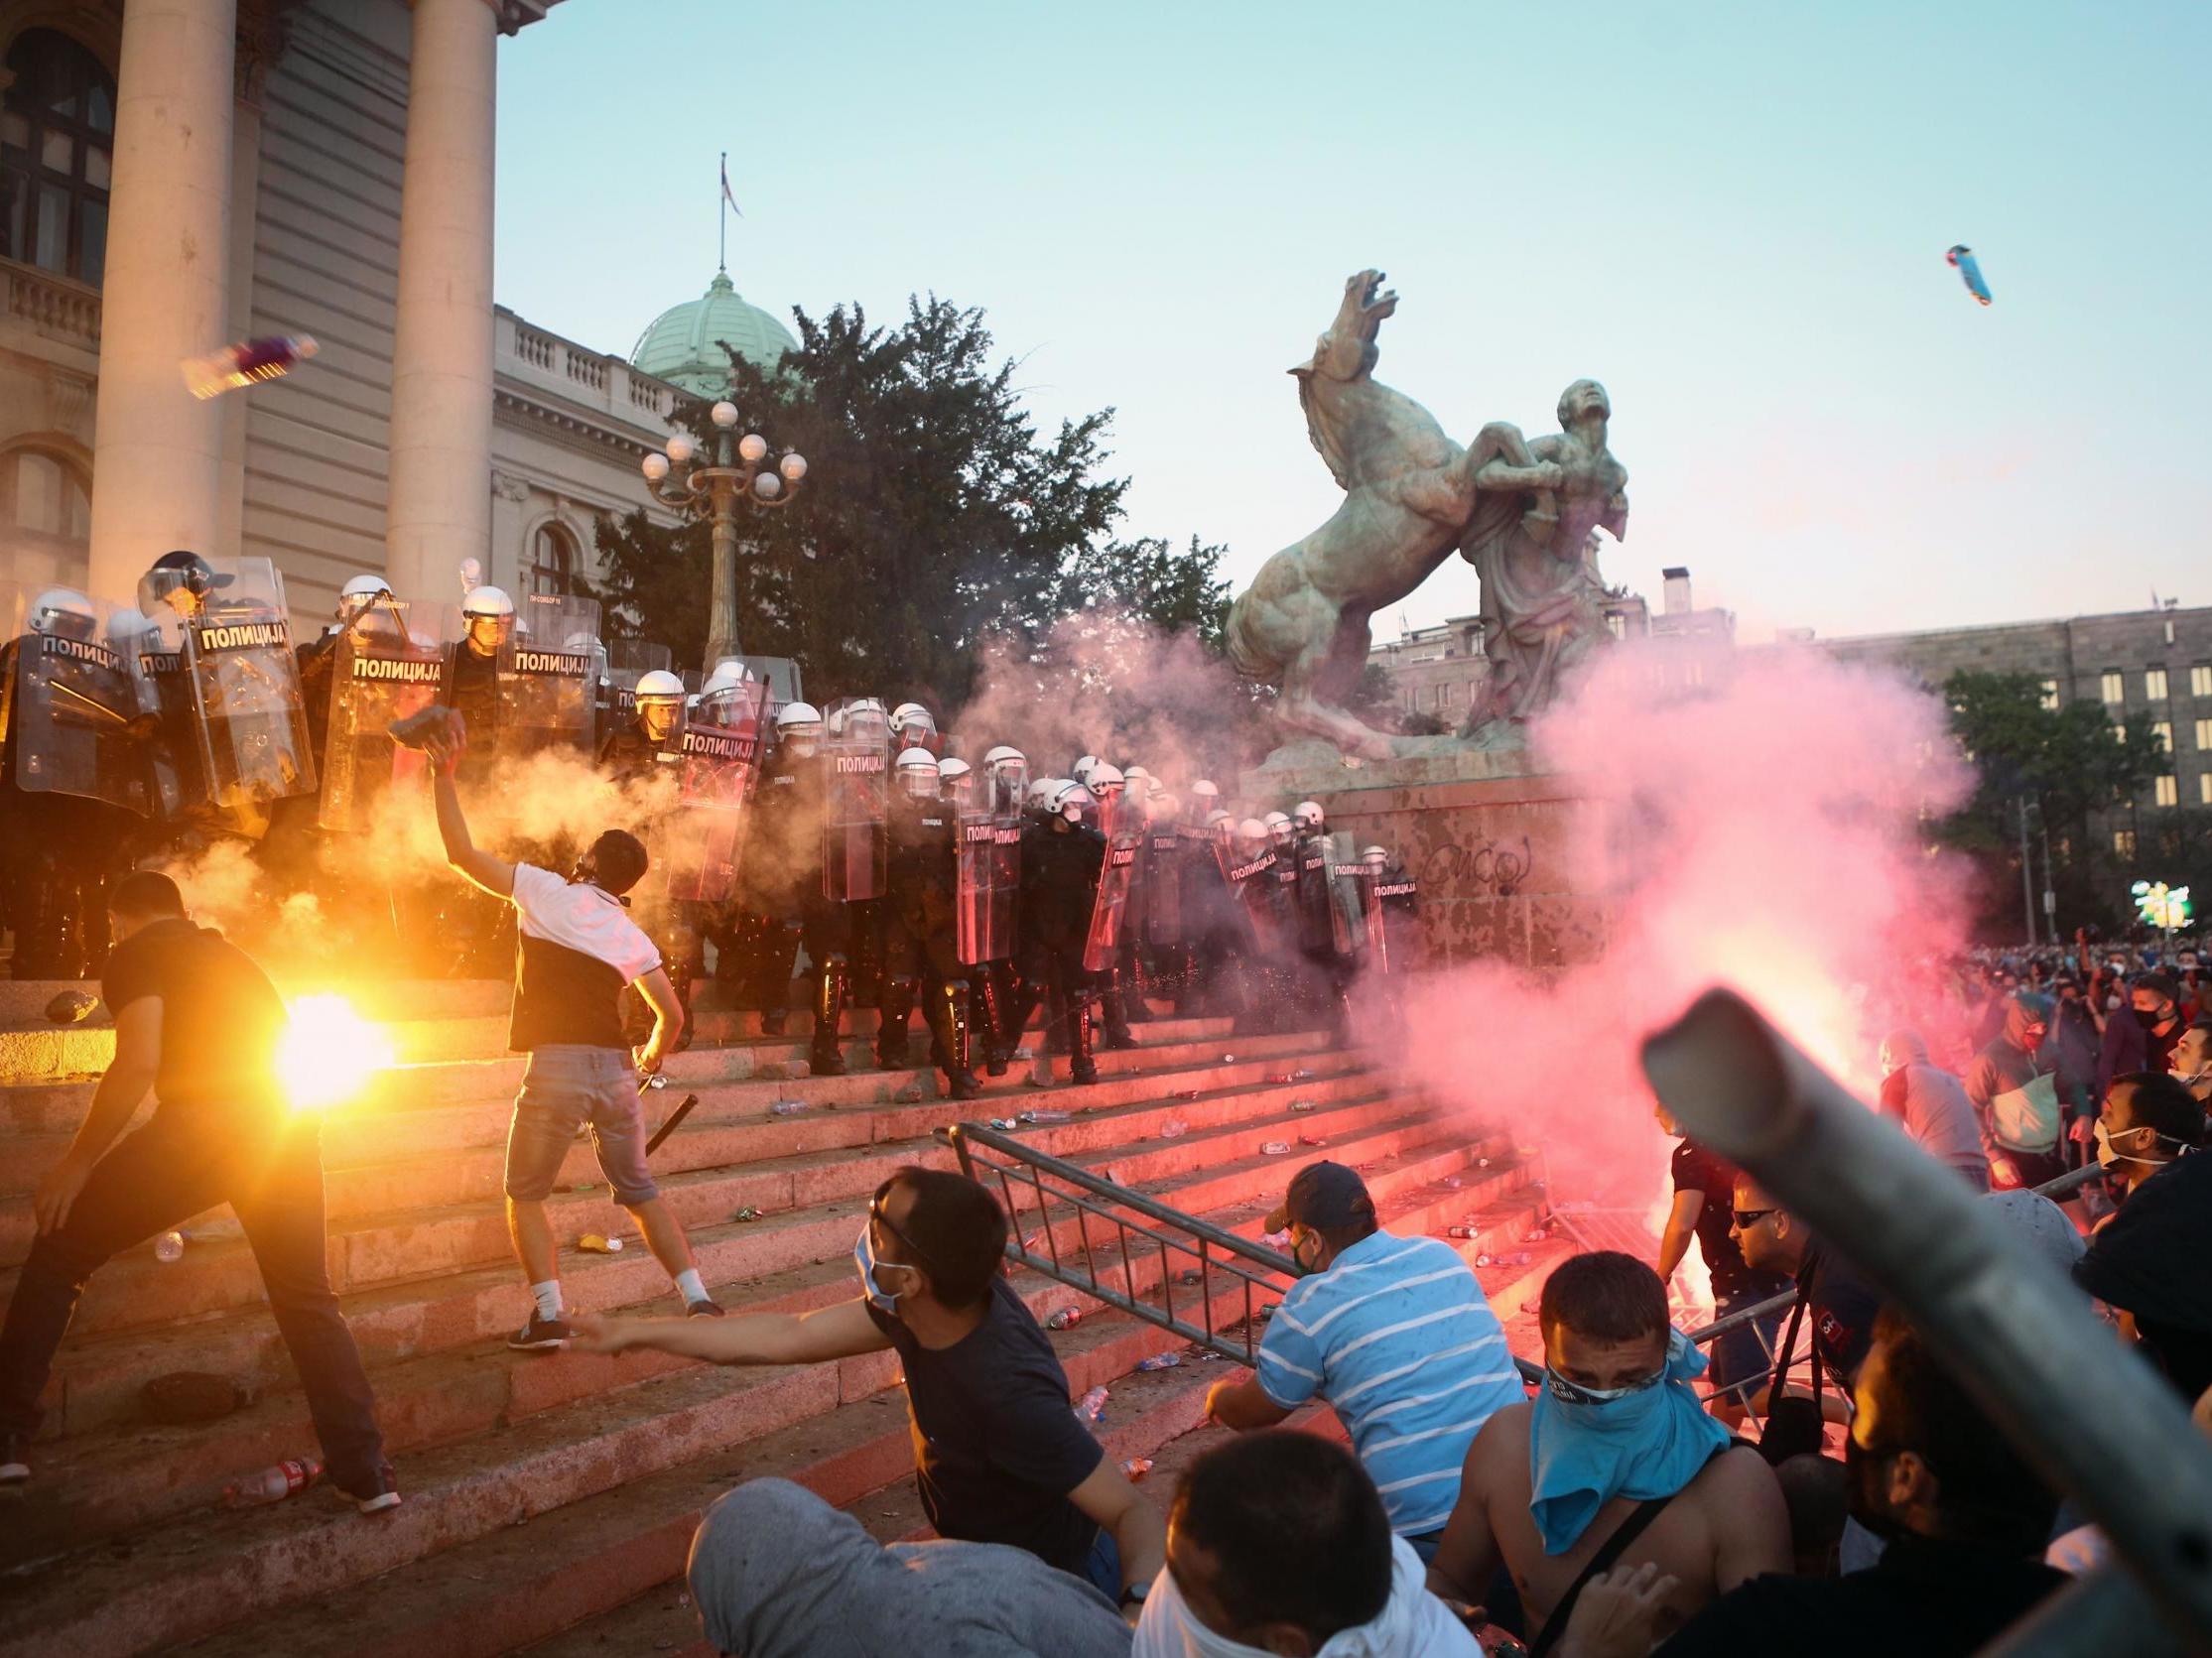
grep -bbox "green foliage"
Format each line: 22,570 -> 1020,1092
590,296 -> 1228,709
1937,670 -> 2163,932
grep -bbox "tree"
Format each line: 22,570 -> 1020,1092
590,296 -> 1227,710
1938,671 -> 2161,934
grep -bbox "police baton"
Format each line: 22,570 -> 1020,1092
638,1071 -> 702,1155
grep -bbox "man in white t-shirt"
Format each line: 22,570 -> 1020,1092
428,730 -> 721,1350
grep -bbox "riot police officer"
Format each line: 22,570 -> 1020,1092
970,745 -> 1031,1073
1004,779 -> 1106,1086
1289,799 -> 1352,1038
600,670 -> 700,1046
1365,844 -> 1420,973
0,587 -> 149,979
746,701 -> 851,1073
443,584 -> 513,779
1081,763 -> 1140,1050
877,748 -> 980,1099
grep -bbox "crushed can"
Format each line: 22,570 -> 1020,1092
1046,1307 -> 1082,1331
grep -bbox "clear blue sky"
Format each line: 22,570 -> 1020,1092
494,0 -> 2211,644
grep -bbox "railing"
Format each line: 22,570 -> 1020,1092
947,1120 -> 1546,1380
514,325 -> 557,371
4,257 -> 101,346
954,1120 -> 2111,1401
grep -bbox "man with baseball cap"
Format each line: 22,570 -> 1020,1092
1205,1162 -> 1523,1558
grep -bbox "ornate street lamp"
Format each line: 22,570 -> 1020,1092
640,399 -> 808,674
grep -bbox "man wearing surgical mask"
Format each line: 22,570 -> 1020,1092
1426,1253 -> 1788,1653
2169,1020 -> 2212,1110
573,1167 -> 1165,1617
2089,1072 -> 2203,1216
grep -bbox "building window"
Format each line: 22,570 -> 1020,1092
2193,665 -> 2212,699
2100,671 -> 2124,703
0,446 -> 92,587
2146,668 -> 2169,701
2114,829 -> 2136,859
2196,718 -> 2212,752
2202,775 -> 2212,807
2154,775 -> 2178,808
2151,721 -> 2172,754
2038,678 -> 2059,710
0,30 -> 116,286
527,523 -> 577,596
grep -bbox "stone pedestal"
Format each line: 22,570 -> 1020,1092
1242,746 -> 1618,971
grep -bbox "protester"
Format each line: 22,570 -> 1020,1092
1962,991 -> 2082,1195
2089,1072 -> 2203,1213
423,722 -> 720,1348
1202,1162 -> 1524,1554
2096,971 -> 2187,1104
574,1167 -> 1165,1611
0,872 -> 397,1510
687,1477 -> 1132,1658
1132,1431 -> 1480,1658
1874,1031 -> 1990,1191
1652,1106 -> 1791,1426
2168,1018 -> 2212,1109
1728,1173 -> 1885,1420
1425,1253 -> 1789,1653
2074,1140 -> 2212,1407
1551,1310 -> 2065,1658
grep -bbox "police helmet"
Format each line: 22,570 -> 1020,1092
634,669 -> 686,703
1362,845 -> 1389,865
1191,779 -> 1221,801
29,588 -> 97,642
1293,800 -> 1325,829
1028,776 -> 1071,815
938,756 -> 973,789
138,550 -> 225,615
775,701 -> 824,739
1263,810 -> 1294,844
1072,754 -> 1101,787
894,746 -> 942,798
1237,817 -> 1272,846
461,584 -> 515,619
1088,763 -> 1125,796
1048,780 -> 1096,822
1205,808 -> 1235,831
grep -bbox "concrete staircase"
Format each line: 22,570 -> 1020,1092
0,979 -> 1550,1657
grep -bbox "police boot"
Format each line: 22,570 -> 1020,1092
876,974 -> 917,1069
756,922 -> 800,1036
934,978 -> 982,1101
975,966 -> 1012,1077
1067,987 -> 1100,1086
1100,969 -> 1140,1051
810,954 -> 849,1077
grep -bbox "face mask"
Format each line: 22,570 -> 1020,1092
853,1227 -> 913,1315
2137,1005 -> 2173,1030
1844,1433 -> 1905,1543
1290,1230 -> 1323,1278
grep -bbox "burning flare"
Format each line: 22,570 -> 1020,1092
277,994 -> 394,1111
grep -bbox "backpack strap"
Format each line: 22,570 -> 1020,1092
1526,1488 -> 1681,1658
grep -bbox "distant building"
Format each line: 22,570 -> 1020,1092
1808,601 -> 2212,855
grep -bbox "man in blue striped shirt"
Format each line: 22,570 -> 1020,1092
1205,1162 -> 1526,1553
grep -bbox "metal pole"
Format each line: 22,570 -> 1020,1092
2018,795 -> 2037,948
702,463 -> 741,677
1641,988 -> 2212,1649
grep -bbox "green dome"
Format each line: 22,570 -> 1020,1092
629,270 -> 799,397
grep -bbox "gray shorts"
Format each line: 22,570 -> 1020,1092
504,1045 -> 658,1207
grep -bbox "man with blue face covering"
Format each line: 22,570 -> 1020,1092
573,1167 -> 1165,1619
1425,1253 -> 1788,1655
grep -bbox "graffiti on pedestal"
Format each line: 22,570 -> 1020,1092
1419,833 -> 1533,898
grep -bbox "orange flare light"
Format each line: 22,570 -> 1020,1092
277,994 -> 394,1111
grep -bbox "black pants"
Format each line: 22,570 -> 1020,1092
0,1109 -> 391,1493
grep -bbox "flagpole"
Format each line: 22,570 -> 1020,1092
718,149 -> 727,272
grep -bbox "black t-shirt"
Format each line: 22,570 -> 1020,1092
101,919 -> 287,1114
1653,1533 -> 2065,1657
1796,1247 -> 1885,1390
864,1275 -> 1105,1575
1670,1140 -> 1787,1301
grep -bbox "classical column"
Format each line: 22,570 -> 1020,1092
384,0 -> 498,602
86,0 -> 238,600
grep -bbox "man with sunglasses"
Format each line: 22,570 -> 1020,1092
571,1166 -> 1166,1620
1425,1253 -> 1787,1654
1728,1174 -> 1885,1423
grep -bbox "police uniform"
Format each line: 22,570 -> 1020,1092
878,789 -> 980,1098
745,745 -> 851,1074
1004,812 -> 1106,1085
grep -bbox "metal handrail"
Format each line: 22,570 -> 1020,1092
946,1120 -> 1546,1380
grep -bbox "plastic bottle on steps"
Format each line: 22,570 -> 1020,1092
1075,1386 -> 1109,1425
155,1230 -> 186,1263
224,1456 -> 322,1507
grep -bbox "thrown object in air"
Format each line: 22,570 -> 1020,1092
1946,245 -> 1993,307
387,703 -> 465,752
44,989 -> 98,1025
184,334 -> 319,400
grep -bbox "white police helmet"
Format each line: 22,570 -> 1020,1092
460,584 -> 515,618
894,746 -> 942,798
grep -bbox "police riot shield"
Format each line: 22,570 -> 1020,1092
957,800 -> 1021,966
1322,833 -> 1378,963
1292,831 -> 1338,955
823,716 -> 889,903
657,680 -> 769,903
496,592 -> 599,758
1219,836 -> 1283,953
318,597 -> 443,831
1373,866 -> 1419,973
1082,793 -> 1148,973
1140,819 -> 1186,947
604,640 -> 674,725
2,583 -> 156,818
133,558 -> 317,835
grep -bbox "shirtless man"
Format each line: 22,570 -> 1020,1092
1425,1252 -> 1788,1651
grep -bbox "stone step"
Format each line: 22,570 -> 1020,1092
15,1076 -> 1446,1449
0,1058 -> 1389,1339
0,1008 -> 1241,1129
10,1272 -> 1271,1658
